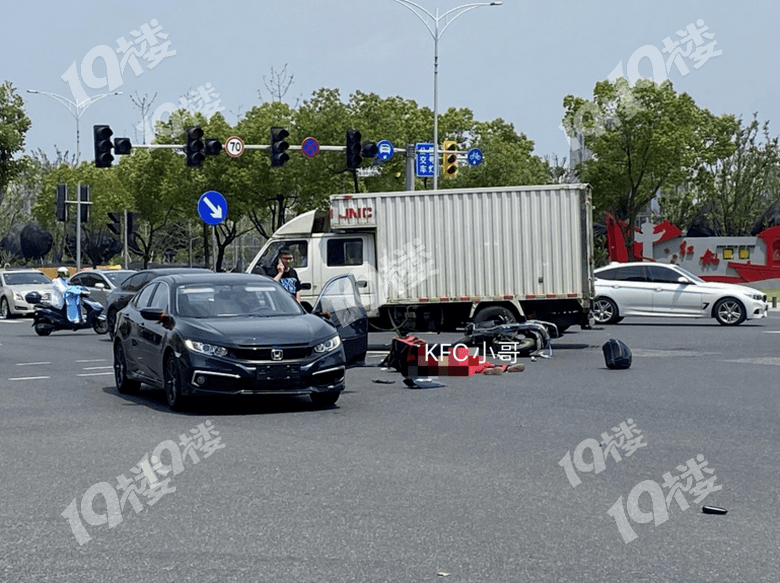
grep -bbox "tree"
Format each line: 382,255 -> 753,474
663,114 -> 780,236
0,81 -> 32,206
562,78 -> 736,260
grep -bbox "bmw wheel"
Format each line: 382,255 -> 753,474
164,354 -> 188,411
114,342 -> 141,394
714,298 -> 746,326
593,297 -> 619,325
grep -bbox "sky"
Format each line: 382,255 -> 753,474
5,0 -> 780,166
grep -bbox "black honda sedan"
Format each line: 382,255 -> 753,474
113,272 -> 367,411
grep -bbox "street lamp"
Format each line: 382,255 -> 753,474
391,0 -> 502,190
27,89 -> 123,164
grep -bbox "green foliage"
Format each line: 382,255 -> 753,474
0,81 -> 32,205
563,78 -> 737,259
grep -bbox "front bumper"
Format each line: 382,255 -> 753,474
176,347 -> 347,397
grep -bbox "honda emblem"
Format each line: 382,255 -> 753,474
271,349 -> 283,361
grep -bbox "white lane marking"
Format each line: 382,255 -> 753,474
82,366 -> 113,370
76,359 -> 107,363
16,362 -> 52,366
77,372 -> 114,377
723,357 -> 780,365
763,331 -> 780,333
9,376 -> 50,381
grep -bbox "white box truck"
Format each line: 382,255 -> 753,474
247,184 -> 595,332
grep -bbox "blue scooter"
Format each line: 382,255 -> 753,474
26,287 -> 109,336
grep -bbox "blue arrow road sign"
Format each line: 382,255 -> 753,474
376,140 -> 394,162
467,148 -> 484,166
198,190 -> 228,225
415,143 -> 435,177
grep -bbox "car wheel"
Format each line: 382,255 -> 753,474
34,322 -> 52,336
593,297 -> 619,325
164,354 -> 188,411
474,306 -> 517,325
0,297 -> 10,320
114,342 -> 141,394
714,298 -> 746,326
106,308 -> 117,339
311,392 -> 340,407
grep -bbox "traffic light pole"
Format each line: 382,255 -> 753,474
63,185 -> 92,272
123,209 -> 129,269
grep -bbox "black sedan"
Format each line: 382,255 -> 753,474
105,267 -> 212,337
113,272 -> 368,411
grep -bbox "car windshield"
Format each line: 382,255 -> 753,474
176,282 -> 303,318
3,272 -> 52,286
673,265 -> 705,283
104,271 -> 134,286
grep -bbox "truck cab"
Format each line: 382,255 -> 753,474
247,210 -> 380,316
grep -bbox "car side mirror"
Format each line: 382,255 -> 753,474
140,307 -> 165,321
300,282 -> 312,290
356,280 -> 368,288
677,276 -> 689,284
94,282 -> 106,289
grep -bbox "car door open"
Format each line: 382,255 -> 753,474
313,274 -> 368,368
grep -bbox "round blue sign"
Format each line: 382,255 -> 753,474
301,137 -> 320,158
198,191 -> 228,225
376,140 -> 394,162
467,148 -> 484,166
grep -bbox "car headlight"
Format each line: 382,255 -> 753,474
184,339 -> 229,357
314,335 -> 341,354
14,292 -> 23,301
749,293 -> 765,301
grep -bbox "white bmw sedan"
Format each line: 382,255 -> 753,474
593,262 -> 768,326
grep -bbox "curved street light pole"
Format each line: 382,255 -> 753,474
26,89 -> 123,164
391,0 -> 502,190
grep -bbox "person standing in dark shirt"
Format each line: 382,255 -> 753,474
265,247 -> 302,303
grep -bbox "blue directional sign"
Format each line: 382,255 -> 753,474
376,139 -> 394,162
467,148 -> 484,166
415,142 -> 435,177
198,190 -> 228,225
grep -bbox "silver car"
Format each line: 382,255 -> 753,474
593,262 -> 768,326
67,269 -> 135,307
0,270 -> 53,319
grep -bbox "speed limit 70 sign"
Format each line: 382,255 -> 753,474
224,136 -> 245,158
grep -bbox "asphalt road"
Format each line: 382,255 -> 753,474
1,313 -> 779,582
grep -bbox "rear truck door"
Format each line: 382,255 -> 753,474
313,274 -> 368,368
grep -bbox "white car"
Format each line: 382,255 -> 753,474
593,262 -> 768,326
0,269 -> 53,319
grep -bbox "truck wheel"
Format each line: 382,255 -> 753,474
474,306 -> 517,325
593,297 -> 619,325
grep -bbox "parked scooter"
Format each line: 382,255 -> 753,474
25,288 -> 109,336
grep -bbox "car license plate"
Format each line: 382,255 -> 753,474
256,364 -> 300,381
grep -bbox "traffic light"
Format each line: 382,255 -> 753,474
79,184 -> 90,223
443,140 -> 458,177
346,129 -> 362,169
56,183 -> 67,222
270,127 -> 290,167
94,125 -> 114,167
361,141 -> 379,159
107,212 -> 121,235
185,126 -> 205,167
114,137 -> 132,155
205,138 -> 222,156
127,212 -> 141,253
